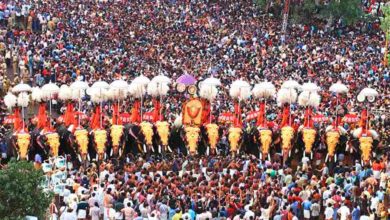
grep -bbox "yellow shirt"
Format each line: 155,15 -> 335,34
172,212 -> 182,220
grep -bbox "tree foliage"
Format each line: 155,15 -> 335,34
380,5 -> 390,40
0,160 -> 53,219
255,0 -> 364,26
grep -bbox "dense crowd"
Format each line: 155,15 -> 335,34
53,154 -> 389,220
0,0 -> 389,219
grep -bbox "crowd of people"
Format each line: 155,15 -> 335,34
0,0 -> 389,219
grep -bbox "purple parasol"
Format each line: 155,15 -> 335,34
176,74 -> 197,85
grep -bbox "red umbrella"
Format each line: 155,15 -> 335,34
120,112 -> 131,124
312,114 -> 328,123
142,112 -> 154,122
343,114 -> 359,123
218,112 -> 235,123
246,111 -> 259,121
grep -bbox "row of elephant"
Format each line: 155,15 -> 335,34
9,121 -> 378,165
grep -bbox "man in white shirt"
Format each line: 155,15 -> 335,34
244,206 -> 255,220
61,208 -> 77,220
324,204 -> 334,220
337,203 -> 350,220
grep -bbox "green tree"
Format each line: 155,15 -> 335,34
380,5 -> 390,66
0,160 -> 53,219
320,0 -> 364,26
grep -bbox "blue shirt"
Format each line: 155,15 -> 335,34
351,207 -> 360,220
302,201 -> 312,210
188,209 -> 196,220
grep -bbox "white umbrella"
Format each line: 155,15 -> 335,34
110,79 -> 128,90
12,82 -> 32,93
132,75 -> 150,120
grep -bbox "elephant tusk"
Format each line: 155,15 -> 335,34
87,153 -> 91,161
167,145 -> 172,153
151,145 -> 155,153
104,153 -> 107,160
259,152 -> 262,160
206,147 -> 209,156
158,145 -> 161,154
119,148 -> 122,157
334,154 -> 336,162
268,154 -> 271,161
310,152 -> 313,160
110,148 -> 113,157
143,144 -> 146,153
95,154 -> 98,161
325,154 -> 328,162
78,154 -> 82,162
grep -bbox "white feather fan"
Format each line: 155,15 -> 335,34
277,88 -> 297,105
359,87 -> 378,98
4,92 -> 17,109
87,87 -> 108,103
302,82 -> 319,92
17,92 -> 30,107
298,91 -> 310,106
199,84 -> 218,101
281,80 -> 301,90
58,85 -> 72,101
151,75 -> 171,85
329,82 -> 348,94
353,128 -> 379,139
128,82 -> 146,99
308,92 -> 321,108
229,80 -> 251,101
133,75 -> 150,86
41,82 -> 60,101
252,82 -> 276,99
147,81 -> 170,97
72,89 -> 86,100
31,87 -> 43,102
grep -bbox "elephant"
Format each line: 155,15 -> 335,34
301,128 -> 317,159
258,128 -> 273,160
184,126 -> 200,155
74,128 -> 90,161
155,121 -> 172,154
228,127 -> 242,156
15,132 -> 31,160
205,123 -> 219,155
280,126 -> 295,163
92,129 -> 108,161
110,124 -> 125,157
45,132 -> 61,157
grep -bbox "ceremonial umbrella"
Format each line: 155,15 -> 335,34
176,74 -> 197,85
12,82 -> 32,93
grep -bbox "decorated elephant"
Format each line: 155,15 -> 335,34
45,132 -> 61,157
15,131 -> 31,160
155,121 -> 172,153
228,127 -> 242,156
325,125 -> 347,162
280,126 -> 295,161
258,128 -> 273,160
139,121 -> 155,153
110,124 -> 125,157
352,128 -> 379,165
301,128 -> 316,158
184,126 -> 200,155
74,128 -> 90,161
205,123 -> 219,155
93,129 -> 108,160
